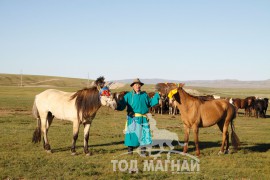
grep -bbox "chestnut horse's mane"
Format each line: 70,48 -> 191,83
179,87 -> 211,103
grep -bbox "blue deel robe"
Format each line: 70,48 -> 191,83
117,90 -> 160,147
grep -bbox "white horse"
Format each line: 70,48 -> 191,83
32,83 -> 117,155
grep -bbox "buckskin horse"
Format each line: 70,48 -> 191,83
32,77 -> 117,155
172,83 -> 240,156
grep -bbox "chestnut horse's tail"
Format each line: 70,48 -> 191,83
32,99 -> 41,143
230,117 -> 240,150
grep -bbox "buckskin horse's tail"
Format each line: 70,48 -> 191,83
230,109 -> 240,150
32,99 -> 41,143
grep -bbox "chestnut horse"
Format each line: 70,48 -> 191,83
173,83 -> 240,156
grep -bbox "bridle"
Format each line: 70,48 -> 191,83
99,86 -> 111,97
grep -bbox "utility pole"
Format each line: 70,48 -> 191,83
20,70 -> 23,87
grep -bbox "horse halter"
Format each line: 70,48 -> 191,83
99,86 -> 111,97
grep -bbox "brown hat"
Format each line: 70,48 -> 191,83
130,78 -> 144,87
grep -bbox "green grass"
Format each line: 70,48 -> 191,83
0,86 -> 270,179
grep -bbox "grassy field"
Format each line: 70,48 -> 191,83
0,86 -> 270,179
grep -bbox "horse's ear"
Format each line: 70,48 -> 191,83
95,76 -> 105,87
107,82 -> 115,90
178,83 -> 185,88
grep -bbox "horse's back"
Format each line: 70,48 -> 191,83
34,89 -> 76,120
36,89 -> 73,101
202,98 -> 226,108
200,99 -> 235,127
37,89 -> 71,97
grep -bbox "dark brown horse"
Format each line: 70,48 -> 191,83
148,91 -> 169,114
155,83 -> 179,115
113,91 -> 128,105
232,97 -> 255,117
173,83 -> 240,156
232,98 -> 247,116
155,82 -> 179,96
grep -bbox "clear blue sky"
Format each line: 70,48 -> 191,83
1,0 -> 270,81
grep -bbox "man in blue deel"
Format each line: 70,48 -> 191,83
116,78 -> 160,156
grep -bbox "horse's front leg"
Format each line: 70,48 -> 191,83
192,125 -> 200,156
183,124 -> 190,153
83,123 -> 92,156
71,120 -> 80,155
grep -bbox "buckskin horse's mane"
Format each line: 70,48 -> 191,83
70,76 -> 107,121
70,86 -> 101,122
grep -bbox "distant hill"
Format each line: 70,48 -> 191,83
0,73 -> 127,89
1,74 -> 269,89
115,78 -> 270,88
185,79 -> 270,88
0,73 -> 92,87
116,79 -> 181,84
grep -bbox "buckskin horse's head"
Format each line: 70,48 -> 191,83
99,86 -> 117,110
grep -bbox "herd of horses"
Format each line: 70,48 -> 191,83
142,84 -> 269,119
32,78 -> 268,156
232,97 -> 268,118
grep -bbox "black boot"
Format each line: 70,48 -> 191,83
128,146 -> 133,155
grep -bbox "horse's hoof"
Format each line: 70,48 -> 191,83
85,152 -> 93,156
225,149 -> 230,154
46,150 -> 52,154
218,151 -> 224,156
71,152 -> 77,156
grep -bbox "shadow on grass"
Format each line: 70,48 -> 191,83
175,141 -> 270,153
148,140 -> 221,153
240,143 -> 270,152
52,140 -> 124,153
91,140 -> 124,147
174,141 -> 270,153
264,114 -> 270,118
50,140 -> 270,154
172,140 -> 221,152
